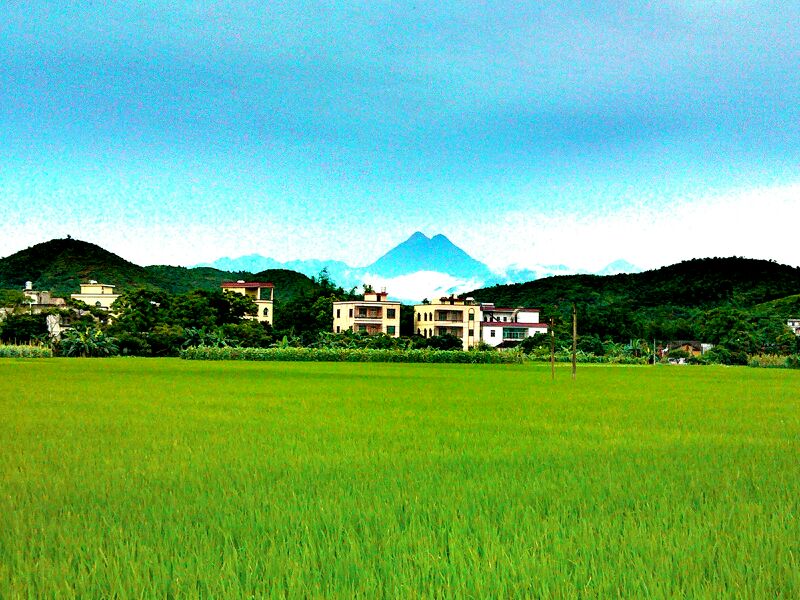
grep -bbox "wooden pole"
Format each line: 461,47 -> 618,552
550,317 -> 555,381
572,303 -> 577,380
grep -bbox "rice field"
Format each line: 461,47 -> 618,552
1,359 -> 798,598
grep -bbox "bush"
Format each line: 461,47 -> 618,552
0,344 -> 53,358
180,346 -> 523,364
526,348 -> 648,365
748,354 -> 800,369
116,333 -> 152,357
0,314 -> 48,344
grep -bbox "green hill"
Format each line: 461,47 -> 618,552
467,257 -> 800,310
465,257 -> 800,342
0,238 -> 317,301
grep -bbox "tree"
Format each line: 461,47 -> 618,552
0,313 -> 48,343
109,289 -> 170,335
58,326 -> 118,357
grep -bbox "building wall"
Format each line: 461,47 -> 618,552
71,283 -> 119,310
481,324 -> 547,347
221,284 -> 274,325
332,299 -> 401,336
413,301 -> 481,350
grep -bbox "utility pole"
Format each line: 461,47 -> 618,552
550,317 -> 555,381
572,303 -> 577,380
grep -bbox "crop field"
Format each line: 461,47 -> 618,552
1,359 -> 799,598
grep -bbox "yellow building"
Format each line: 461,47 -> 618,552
333,290 -> 401,336
413,296 -> 481,350
221,280 -> 274,324
71,281 -> 120,310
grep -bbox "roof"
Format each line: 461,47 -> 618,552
481,322 -> 547,328
221,281 -> 274,288
333,300 -> 400,306
482,307 -> 542,312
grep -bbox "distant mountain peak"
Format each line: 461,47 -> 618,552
365,232 -> 495,281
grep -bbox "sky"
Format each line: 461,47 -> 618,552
2,1 -> 799,274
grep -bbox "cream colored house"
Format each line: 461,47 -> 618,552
333,290 -> 401,336
414,296 -> 481,349
414,297 -> 548,350
71,281 -> 120,310
221,281 -> 274,324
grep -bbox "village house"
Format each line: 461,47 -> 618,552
788,318 -> 800,336
71,281 -> 120,310
413,296 -> 547,350
23,281 -> 67,311
479,303 -> 549,348
332,289 -> 401,337
221,281 -> 274,325
414,296 -> 480,349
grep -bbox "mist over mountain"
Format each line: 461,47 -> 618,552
198,232 -> 641,301
0,234 -> 643,303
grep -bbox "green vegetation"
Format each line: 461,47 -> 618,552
1,360 -> 798,597
0,238 -> 318,299
0,344 -> 52,358
181,346 -> 522,363
469,257 -> 800,357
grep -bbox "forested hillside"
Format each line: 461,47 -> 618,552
0,238 -> 317,301
466,257 -> 800,353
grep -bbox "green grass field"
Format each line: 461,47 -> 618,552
1,359 -> 798,598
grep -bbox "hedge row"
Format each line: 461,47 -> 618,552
0,344 -> 53,358
748,354 -> 800,369
180,346 -> 523,364
528,353 -> 649,365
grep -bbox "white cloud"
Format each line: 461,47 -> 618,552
360,271 -> 486,303
465,183 -> 800,272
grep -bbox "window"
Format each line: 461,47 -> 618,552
387,309 -> 396,319
336,309 -> 340,318
424,313 -> 427,321
357,324 -> 367,332
417,328 -> 421,335
336,326 -> 340,333
503,328 -> 526,340
263,307 -> 269,316
490,330 -> 496,337
417,313 -> 421,321
349,309 -> 353,318
468,312 -> 474,321
387,325 -> 396,335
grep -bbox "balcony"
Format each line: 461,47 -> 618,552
356,324 -> 383,335
434,311 -> 464,323
436,326 -> 463,337
355,308 -> 383,320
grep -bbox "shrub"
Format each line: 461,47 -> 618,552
749,354 -> 800,369
526,349 -> 648,365
180,346 -> 523,364
0,344 -> 53,358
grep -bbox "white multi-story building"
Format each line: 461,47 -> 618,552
479,304 -> 549,348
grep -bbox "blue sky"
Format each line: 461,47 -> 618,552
2,1 -> 799,272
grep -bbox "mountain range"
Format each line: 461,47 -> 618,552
197,232 -> 641,301
2,239 -> 799,327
